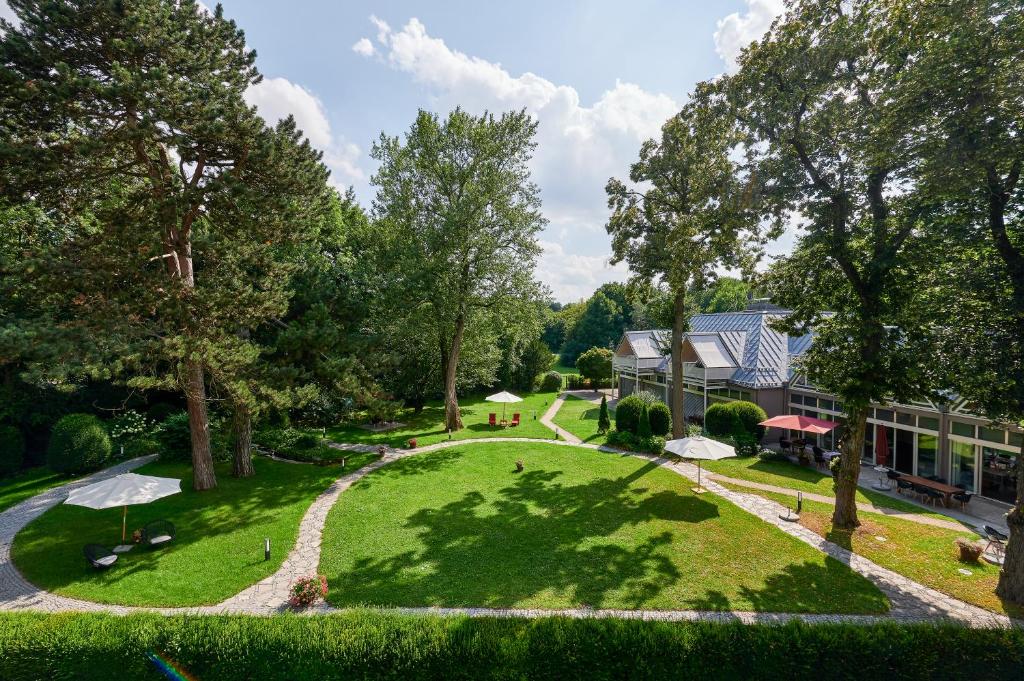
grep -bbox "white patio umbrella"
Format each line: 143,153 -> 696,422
664,436 -> 736,494
65,473 -> 181,552
485,390 -> 523,422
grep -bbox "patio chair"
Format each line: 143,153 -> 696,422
488,413 -> 497,428
895,479 -> 913,495
951,491 -> 973,510
511,413 -> 521,427
83,544 -> 118,569
924,488 -> 945,507
911,483 -> 930,502
141,519 -> 176,548
983,525 -> 1008,561
812,446 -> 826,469
779,437 -> 792,454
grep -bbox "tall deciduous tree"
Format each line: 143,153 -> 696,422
728,0 -> 936,528
371,108 -> 544,431
606,86 -> 766,438
903,0 -> 1024,604
0,1 -> 332,488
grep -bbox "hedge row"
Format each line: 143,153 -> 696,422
1,612 -> 1022,680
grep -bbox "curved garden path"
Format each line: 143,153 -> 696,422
0,434 -> 1019,627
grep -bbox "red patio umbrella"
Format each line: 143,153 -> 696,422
875,426 -> 890,467
758,414 -> 838,435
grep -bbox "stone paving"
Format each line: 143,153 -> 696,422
539,393 -> 582,444
0,437 -> 1020,627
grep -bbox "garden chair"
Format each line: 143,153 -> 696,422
951,490 -> 973,510
924,488 -> 944,507
895,479 -> 913,495
141,519 -> 176,548
83,544 -> 118,569
779,437 -> 792,454
488,413 -> 497,428
812,446 -> 826,469
983,525 -> 1008,561
511,413 -> 521,427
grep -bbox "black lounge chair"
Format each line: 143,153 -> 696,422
895,479 -> 913,494
141,519 -> 176,548
983,525 -> 1008,560
924,488 -> 944,507
84,544 -> 118,569
951,491 -> 972,509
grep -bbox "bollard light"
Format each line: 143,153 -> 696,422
264,538 -> 271,561
797,491 -> 803,515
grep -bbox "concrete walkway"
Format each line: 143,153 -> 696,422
539,392 -> 582,444
0,438 -> 1019,627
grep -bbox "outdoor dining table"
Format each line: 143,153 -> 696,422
895,473 -> 964,507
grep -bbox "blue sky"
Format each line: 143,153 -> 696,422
1,1 -> 788,302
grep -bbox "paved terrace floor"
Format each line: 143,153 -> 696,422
0,435 -> 1019,627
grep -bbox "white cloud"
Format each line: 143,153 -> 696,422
355,16 -> 680,302
713,0 -> 785,72
351,37 -> 375,57
245,77 -> 365,187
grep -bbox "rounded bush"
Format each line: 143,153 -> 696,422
637,405 -> 652,438
614,395 -> 644,434
539,371 -> 563,392
47,413 -> 112,475
729,401 -> 768,441
647,402 -> 671,436
704,403 -> 740,437
156,412 -> 193,461
0,425 -> 26,477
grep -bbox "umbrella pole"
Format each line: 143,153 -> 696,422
122,505 -> 127,543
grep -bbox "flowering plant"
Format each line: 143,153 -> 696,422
288,575 -> 328,608
108,410 -> 150,444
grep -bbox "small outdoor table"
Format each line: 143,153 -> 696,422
871,465 -> 891,491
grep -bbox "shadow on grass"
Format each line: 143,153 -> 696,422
331,458 -> 719,610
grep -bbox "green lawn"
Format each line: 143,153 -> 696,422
552,394 -> 613,444
324,391 -> 560,448
320,442 -> 888,614
718,483 -> 1021,619
701,456 -> 951,519
12,457 -> 350,607
551,357 -> 578,376
0,467 -> 69,514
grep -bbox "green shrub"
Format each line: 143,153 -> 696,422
597,396 -> 611,434
606,430 -> 664,455
704,402 -> 741,437
122,437 -> 160,459
3,612 -> 1022,681
46,414 -> 112,475
637,404 -> 652,438
758,448 -> 789,463
155,412 -> 192,461
539,371 -> 563,392
729,400 -> 768,441
146,402 -> 179,424
647,402 -> 671,436
0,425 -> 26,476
614,395 -> 643,433
254,428 -> 327,462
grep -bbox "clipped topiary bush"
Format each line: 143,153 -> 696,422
637,404 -> 652,438
539,371 -> 563,393
614,395 -> 643,434
729,401 -> 768,442
704,403 -> 740,437
647,402 -> 671,436
0,425 -> 26,477
47,413 -> 112,475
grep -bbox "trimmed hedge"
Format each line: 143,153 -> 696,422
647,402 -> 671,436
705,400 -> 768,444
0,612 -> 1022,680
46,413 -> 111,475
0,424 -> 26,476
539,371 -> 563,392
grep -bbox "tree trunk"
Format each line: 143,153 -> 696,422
996,438 -> 1024,605
232,403 -> 254,478
832,406 -> 865,530
444,313 -> 466,431
670,286 -> 687,439
184,359 -> 217,491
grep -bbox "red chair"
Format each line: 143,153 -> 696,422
488,413 -> 497,428
511,413 -> 521,427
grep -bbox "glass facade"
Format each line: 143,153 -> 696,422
981,447 -> 1019,504
951,441 -> 976,492
916,433 -> 938,478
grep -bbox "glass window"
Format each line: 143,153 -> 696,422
951,421 -> 975,438
981,447 -> 1018,504
875,409 -> 894,423
1010,432 -> 1023,448
979,426 -> 1006,444
896,412 -> 915,427
918,416 -> 940,432
862,422 -> 875,463
834,401 -> 844,414
951,441 -> 976,492
916,433 -> 938,478
819,399 -> 834,412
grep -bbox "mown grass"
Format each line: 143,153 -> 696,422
12,458 -> 347,607
551,394 -> 614,445
701,456 -> 952,519
551,357 -> 578,376
718,482 -> 1021,619
0,467 -> 70,513
324,391 -> 560,447
320,441 -> 887,615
